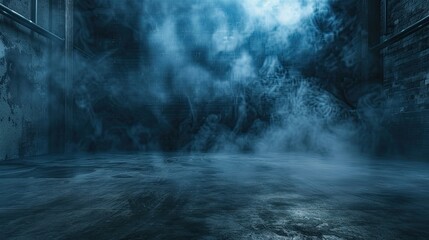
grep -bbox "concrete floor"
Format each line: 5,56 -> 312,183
0,153 -> 428,239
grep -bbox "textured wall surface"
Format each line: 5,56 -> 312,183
381,0 -> 429,155
385,0 -> 428,35
0,0 -> 62,160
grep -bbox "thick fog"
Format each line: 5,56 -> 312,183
70,0 -> 396,155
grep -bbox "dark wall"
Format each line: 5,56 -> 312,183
0,0 -> 65,160
380,0 -> 429,155
4,0 -> 427,157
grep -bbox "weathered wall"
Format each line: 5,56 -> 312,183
0,0 -> 64,160
380,0 -> 429,155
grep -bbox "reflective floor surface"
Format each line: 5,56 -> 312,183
0,153 -> 428,239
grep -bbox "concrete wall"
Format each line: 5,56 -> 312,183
380,0 -> 429,155
0,0 -> 64,160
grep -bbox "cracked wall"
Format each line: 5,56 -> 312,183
0,0 -> 63,160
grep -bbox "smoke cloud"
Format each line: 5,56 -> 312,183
70,0 -> 394,155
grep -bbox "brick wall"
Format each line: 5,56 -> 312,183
380,0 -> 429,155
385,0 -> 428,35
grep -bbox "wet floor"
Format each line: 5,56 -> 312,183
0,153 -> 428,239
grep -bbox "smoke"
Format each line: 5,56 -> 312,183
70,0 -> 393,155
